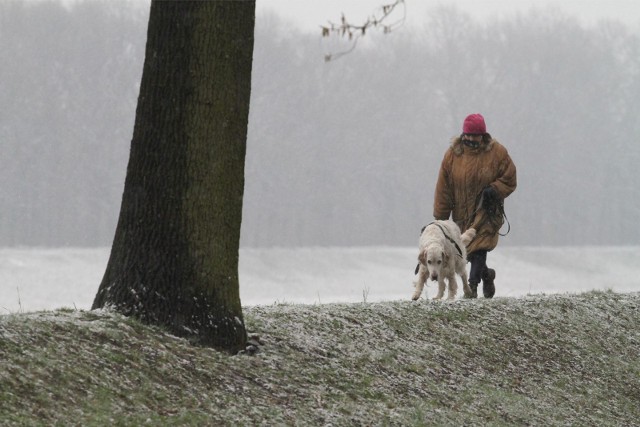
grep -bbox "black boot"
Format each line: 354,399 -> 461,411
482,268 -> 496,298
468,282 -> 478,299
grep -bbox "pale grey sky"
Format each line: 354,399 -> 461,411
257,0 -> 640,32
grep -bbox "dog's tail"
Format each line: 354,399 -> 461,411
461,228 -> 476,246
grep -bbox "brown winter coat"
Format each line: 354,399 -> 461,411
433,137 -> 517,254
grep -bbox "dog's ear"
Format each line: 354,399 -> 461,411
418,250 -> 426,265
442,250 -> 448,264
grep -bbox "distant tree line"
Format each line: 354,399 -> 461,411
0,1 -> 143,245
1,1 -> 639,247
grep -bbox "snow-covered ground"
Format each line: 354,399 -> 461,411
1,246 -> 639,314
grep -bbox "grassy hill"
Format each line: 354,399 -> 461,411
1,291 -> 638,426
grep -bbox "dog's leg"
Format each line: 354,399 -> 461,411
412,265 -> 428,300
447,275 -> 458,300
433,278 -> 445,300
460,269 -> 472,298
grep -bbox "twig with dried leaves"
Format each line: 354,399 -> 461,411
321,0 -> 406,62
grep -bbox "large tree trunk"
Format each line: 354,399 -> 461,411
92,0 -> 255,353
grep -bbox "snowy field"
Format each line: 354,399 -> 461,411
1,246 -> 639,314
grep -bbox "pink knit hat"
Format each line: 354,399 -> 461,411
462,114 -> 486,134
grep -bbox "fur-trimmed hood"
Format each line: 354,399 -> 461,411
450,135 -> 496,156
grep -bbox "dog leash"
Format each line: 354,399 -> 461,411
429,222 -> 464,259
475,197 -> 511,237
459,190 -> 511,237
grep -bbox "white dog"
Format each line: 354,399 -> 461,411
411,220 -> 476,301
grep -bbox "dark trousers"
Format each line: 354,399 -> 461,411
468,250 -> 488,285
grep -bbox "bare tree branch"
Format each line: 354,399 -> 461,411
321,0 -> 406,62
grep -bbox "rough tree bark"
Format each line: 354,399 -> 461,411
92,0 -> 255,353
